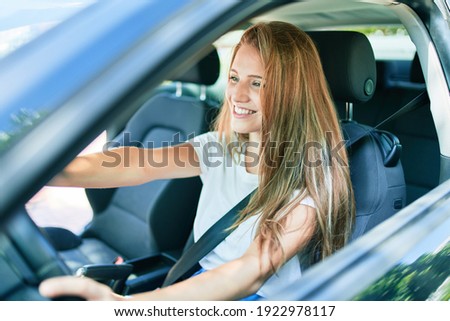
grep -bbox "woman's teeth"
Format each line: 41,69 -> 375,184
234,106 -> 256,115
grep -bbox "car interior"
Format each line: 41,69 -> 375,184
33,30 -> 415,295
0,1 -> 444,300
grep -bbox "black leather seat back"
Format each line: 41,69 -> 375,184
84,95 -> 208,258
308,31 -> 407,240
84,47 -> 220,256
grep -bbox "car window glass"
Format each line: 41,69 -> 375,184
0,0 -> 96,59
352,220 -> 450,301
0,0 -> 97,154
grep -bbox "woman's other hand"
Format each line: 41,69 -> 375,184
39,276 -> 128,301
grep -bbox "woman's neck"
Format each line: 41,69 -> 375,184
245,132 -> 261,175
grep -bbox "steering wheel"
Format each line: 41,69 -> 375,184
0,207 -> 76,300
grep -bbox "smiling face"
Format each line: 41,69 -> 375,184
226,43 -> 264,140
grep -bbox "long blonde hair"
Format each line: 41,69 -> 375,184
214,21 -> 355,267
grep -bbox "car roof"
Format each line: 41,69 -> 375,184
253,1 -> 401,28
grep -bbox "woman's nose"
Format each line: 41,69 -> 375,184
231,82 -> 249,103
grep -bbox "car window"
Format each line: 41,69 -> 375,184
353,220 -> 450,301
0,0 -> 97,154
0,0 -> 96,59
365,27 -> 415,60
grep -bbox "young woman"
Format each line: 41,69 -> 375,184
39,21 -> 355,301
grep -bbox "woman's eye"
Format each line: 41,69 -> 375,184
229,75 -> 238,83
252,81 -> 261,88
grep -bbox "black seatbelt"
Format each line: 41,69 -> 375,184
162,91 -> 429,288
375,91 -> 429,129
162,191 -> 254,287
344,91 -> 429,148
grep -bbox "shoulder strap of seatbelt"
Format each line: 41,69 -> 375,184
162,191 -> 255,287
374,91 -> 429,129
344,90 -> 429,148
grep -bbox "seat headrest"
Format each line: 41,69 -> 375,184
307,31 -> 376,103
171,45 -> 220,85
410,52 -> 425,83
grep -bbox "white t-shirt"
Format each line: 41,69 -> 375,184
189,131 -> 315,298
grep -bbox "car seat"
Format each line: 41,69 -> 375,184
307,31 -> 407,241
43,46 -> 221,272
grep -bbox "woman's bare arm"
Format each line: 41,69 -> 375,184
48,143 -> 201,188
